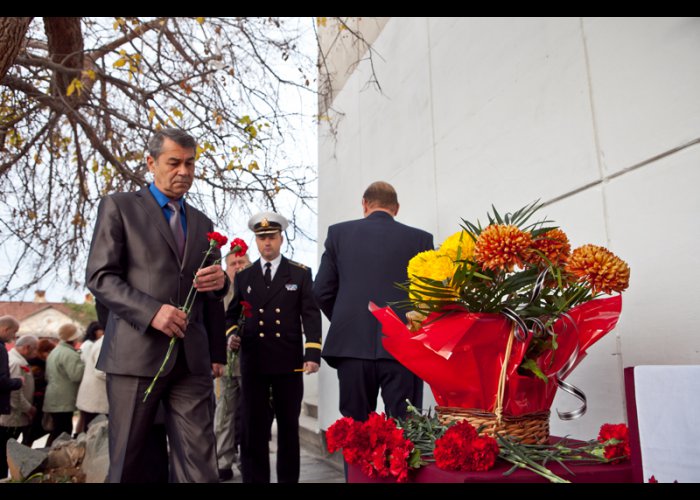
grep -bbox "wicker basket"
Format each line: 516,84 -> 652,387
435,406 -> 550,444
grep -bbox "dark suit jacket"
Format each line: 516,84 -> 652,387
1,342 -> 22,415
85,186 -> 227,378
313,211 -> 434,367
225,257 -> 321,375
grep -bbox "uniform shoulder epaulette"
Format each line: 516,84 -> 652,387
288,259 -> 307,270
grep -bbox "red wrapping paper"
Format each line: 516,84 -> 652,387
370,295 -> 622,416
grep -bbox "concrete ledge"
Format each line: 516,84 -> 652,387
299,413 -> 344,472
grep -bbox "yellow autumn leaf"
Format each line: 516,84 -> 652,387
316,17 -> 327,27
82,69 -> 96,80
113,57 -> 127,68
66,78 -> 83,97
148,107 -> 156,123
196,17 -> 205,24
171,107 -> 183,119
27,210 -> 37,220
247,160 -> 259,172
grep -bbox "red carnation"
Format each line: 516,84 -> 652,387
230,238 -> 249,257
326,417 -> 361,453
240,300 -> 253,318
597,423 -> 630,462
326,412 -> 414,482
20,365 -> 31,373
434,420 -> 498,472
206,231 -> 228,249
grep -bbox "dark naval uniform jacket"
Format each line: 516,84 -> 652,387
225,256 -> 322,375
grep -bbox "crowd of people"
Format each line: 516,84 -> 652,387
1,128 -> 435,483
0,317 -> 106,475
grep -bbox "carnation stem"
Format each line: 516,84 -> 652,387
143,244 -> 223,402
143,335 -> 177,402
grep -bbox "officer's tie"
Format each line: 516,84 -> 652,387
264,261 -> 272,287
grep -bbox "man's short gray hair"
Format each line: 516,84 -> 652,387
0,315 -> 19,330
147,128 -> 196,159
15,335 -> 38,348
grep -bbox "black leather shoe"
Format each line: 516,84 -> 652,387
218,468 -> 234,482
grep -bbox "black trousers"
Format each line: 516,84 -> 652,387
240,371 -> 303,483
336,358 -> 423,421
46,412 -> 74,446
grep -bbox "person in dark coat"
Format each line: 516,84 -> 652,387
313,181 -> 434,421
22,338 -> 57,447
1,316 -> 22,478
225,211 -> 322,483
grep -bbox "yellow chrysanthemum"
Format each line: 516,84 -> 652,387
407,250 -> 457,300
566,244 -> 630,295
438,230 -> 475,263
474,224 -> 533,272
531,229 -> 571,267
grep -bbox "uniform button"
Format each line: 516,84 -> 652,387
275,308 -> 281,313
259,320 -> 264,326
259,308 -> 264,314
275,333 -> 281,338
275,320 -> 281,325
259,333 -> 265,338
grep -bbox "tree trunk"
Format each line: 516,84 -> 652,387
44,17 -> 84,96
0,17 -> 32,81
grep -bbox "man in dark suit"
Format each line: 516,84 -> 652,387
86,128 -> 228,483
225,211 -> 321,483
313,181 -> 434,421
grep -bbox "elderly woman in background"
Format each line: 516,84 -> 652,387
22,338 -> 58,447
76,331 -> 108,431
80,321 -> 104,364
75,321 -> 104,434
43,324 -> 85,445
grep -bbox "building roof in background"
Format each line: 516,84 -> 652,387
0,301 -> 77,321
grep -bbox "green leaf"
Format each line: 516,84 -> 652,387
520,358 -> 549,383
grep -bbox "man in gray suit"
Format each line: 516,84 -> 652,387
86,128 -> 228,483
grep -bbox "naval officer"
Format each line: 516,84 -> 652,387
225,211 -> 321,483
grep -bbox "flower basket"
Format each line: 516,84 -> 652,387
369,201 -> 630,444
435,407 -> 550,444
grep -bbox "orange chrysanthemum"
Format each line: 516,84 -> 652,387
531,229 -> 571,267
474,224 -> 533,272
566,244 -> 630,294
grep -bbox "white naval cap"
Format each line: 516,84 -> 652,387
248,211 -> 289,235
